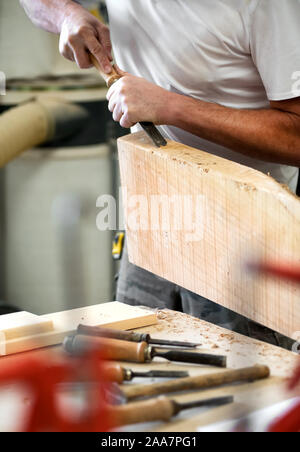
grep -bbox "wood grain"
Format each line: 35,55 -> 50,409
0,312 -> 53,354
118,132 -> 300,338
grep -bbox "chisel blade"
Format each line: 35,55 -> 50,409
150,338 -> 201,348
174,395 -> 234,415
153,349 -> 227,368
139,121 -> 167,147
132,370 -> 189,379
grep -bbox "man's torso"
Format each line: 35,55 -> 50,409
106,0 -> 299,189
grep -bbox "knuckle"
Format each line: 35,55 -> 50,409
119,83 -> 128,96
90,44 -> 102,56
68,34 -> 78,46
78,25 -> 91,37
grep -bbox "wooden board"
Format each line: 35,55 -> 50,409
118,132 -> 300,339
0,302 -> 157,356
0,312 -> 53,355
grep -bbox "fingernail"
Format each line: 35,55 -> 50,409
105,65 -> 112,73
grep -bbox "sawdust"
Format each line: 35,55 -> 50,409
152,309 -> 298,378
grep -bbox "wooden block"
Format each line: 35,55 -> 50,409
118,132 -> 300,338
41,301 -> 157,332
0,312 -> 53,354
0,302 -> 157,356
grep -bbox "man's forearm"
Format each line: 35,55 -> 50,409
107,75 -> 300,167
20,0 -> 79,34
168,95 -> 300,166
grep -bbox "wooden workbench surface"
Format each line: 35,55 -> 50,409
0,308 -> 298,432
115,309 -> 299,432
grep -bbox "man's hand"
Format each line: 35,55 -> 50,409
59,5 -> 112,71
20,0 -> 112,73
107,73 -> 172,128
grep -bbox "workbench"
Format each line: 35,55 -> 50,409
0,308 -> 298,432
116,309 -> 299,432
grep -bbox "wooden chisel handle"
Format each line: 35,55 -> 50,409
109,396 -> 175,427
121,365 -> 270,401
90,54 -> 121,87
101,362 -> 127,383
64,335 -> 148,363
90,55 -> 167,148
77,324 -> 150,343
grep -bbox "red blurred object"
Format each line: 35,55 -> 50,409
251,259 -> 300,432
268,338 -> 300,432
0,349 -> 113,432
249,261 -> 300,284
268,399 -> 300,432
288,361 -> 300,392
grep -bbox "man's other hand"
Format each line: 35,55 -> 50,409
107,73 -> 173,128
59,5 -> 112,72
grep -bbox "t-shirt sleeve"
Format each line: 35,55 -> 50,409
250,0 -> 300,101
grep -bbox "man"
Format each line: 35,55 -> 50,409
21,0 -> 300,346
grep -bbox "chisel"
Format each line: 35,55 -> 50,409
77,324 -> 201,349
102,362 -> 188,383
90,56 -> 167,148
110,395 -> 234,427
118,365 -> 270,402
63,335 -> 227,368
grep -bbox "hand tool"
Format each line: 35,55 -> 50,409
115,365 -> 270,402
77,324 -> 202,349
102,362 -> 188,383
90,55 -> 167,148
110,395 -> 234,427
64,335 -> 227,368
0,349 -> 231,430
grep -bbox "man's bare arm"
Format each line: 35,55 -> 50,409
20,0 -> 70,33
20,0 -> 112,71
107,74 -> 300,167
169,95 -> 300,167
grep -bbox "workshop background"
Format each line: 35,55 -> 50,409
0,0 -> 125,315
0,1 -> 300,318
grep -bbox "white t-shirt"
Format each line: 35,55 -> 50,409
105,0 -> 300,191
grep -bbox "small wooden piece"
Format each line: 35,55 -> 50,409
0,312 -> 53,355
118,132 -> 300,338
